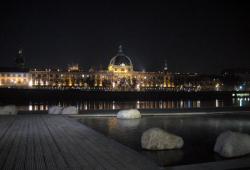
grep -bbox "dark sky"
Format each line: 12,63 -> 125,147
1,0 -> 250,73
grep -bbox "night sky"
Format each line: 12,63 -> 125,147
1,1 -> 250,73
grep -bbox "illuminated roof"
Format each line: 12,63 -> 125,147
109,45 -> 133,67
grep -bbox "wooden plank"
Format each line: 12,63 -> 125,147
55,116 -> 158,170
43,116 -> 116,170
37,115 -> 68,170
42,116 -> 99,170
54,117 -> 130,169
1,116 -> 25,170
13,116 -> 28,170
0,115 -> 159,170
25,116 -> 36,170
62,116 -> 158,169
0,116 -> 17,169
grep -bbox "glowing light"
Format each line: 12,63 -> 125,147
136,100 -> 140,109
68,64 -> 80,72
215,83 -> 220,91
136,84 -> 140,90
34,105 -> 38,111
240,98 -> 243,107
215,99 -> 219,107
29,104 -> 32,111
239,86 -> 243,90
112,103 -> 116,110
28,80 -> 33,87
236,93 -> 250,97
197,100 -> 201,108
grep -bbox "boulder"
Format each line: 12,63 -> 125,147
141,128 -> 184,150
0,105 -> 18,115
117,109 -> 141,119
48,106 -> 63,114
61,106 -> 78,115
214,131 -> 250,158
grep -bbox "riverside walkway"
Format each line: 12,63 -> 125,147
0,115 -> 159,170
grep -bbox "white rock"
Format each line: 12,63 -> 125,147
61,106 -> 78,115
117,109 -> 141,119
48,106 -> 63,114
141,128 -> 184,150
0,105 -> 18,115
214,131 -> 250,158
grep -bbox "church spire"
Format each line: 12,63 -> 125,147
15,49 -> 25,68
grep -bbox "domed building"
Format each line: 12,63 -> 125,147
108,45 -> 133,73
28,45 -> 175,91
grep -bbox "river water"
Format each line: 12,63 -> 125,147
8,97 -> 250,111
79,112 -> 250,167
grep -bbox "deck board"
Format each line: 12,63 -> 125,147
0,115 -> 159,170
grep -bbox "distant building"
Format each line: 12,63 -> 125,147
30,46 -> 174,90
0,67 -> 31,88
0,50 -> 30,88
222,68 -> 250,91
0,46 -> 227,91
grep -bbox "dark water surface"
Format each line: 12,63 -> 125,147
79,113 -> 250,167
2,98 -> 250,111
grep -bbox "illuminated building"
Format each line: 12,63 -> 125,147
29,46 -> 174,91
0,50 -> 30,88
108,45 -> 133,73
0,67 -> 30,88
0,46 -> 227,91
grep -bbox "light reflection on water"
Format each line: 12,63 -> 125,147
79,113 -> 250,166
11,98 -> 250,111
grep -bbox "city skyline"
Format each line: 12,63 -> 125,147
1,1 -> 250,73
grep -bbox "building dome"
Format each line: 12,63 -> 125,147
108,45 -> 133,73
109,45 -> 133,66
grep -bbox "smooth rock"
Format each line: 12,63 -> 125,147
48,106 -> 63,114
0,105 -> 18,115
117,109 -> 141,119
141,128 -> 184,150
214,131 -> 250,158
61,106 -> 78,114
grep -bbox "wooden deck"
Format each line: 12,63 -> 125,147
0,115 -> 159,170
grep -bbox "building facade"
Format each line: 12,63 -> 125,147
29,46 -> 174,91
0,68 -> 31,88
0,49 -> 31,88
0,46 -> 226,91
